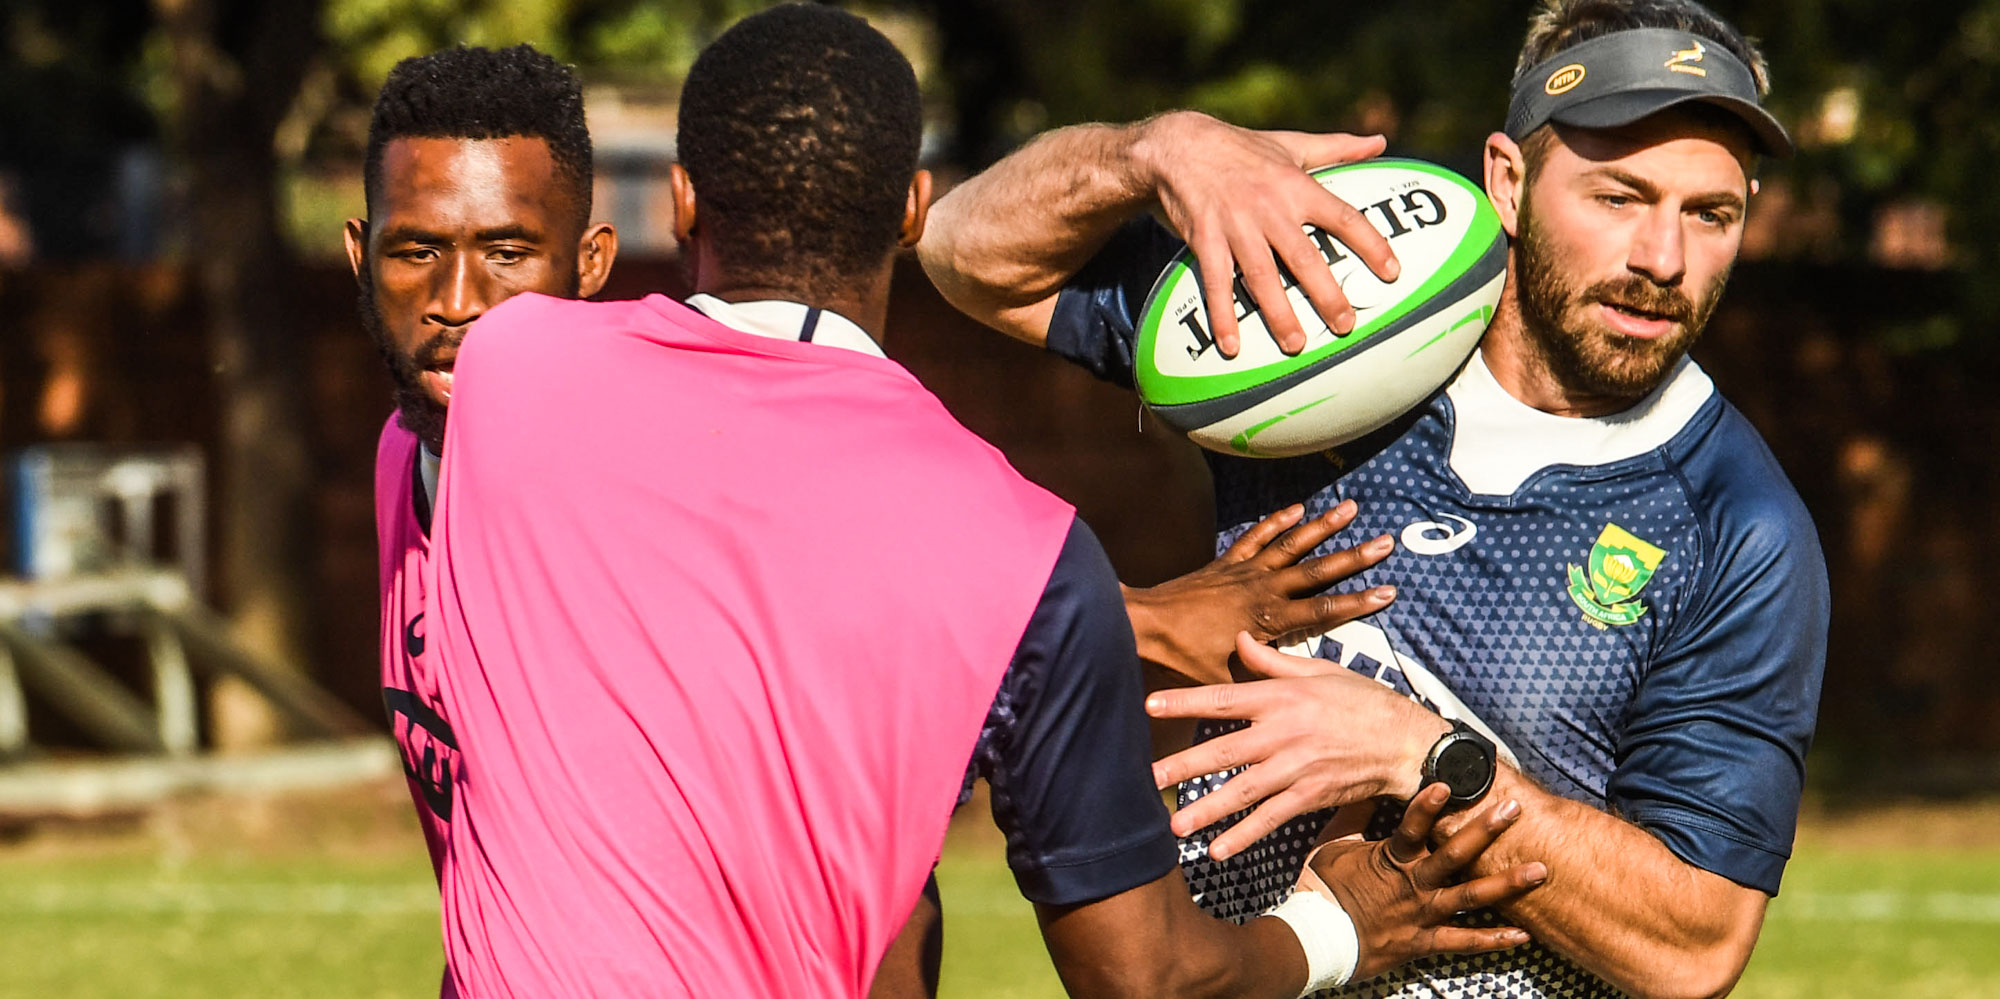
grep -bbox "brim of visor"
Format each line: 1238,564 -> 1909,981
1548,89 -> 1794,159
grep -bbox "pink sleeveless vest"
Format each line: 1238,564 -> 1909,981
427,293 -> 1074,997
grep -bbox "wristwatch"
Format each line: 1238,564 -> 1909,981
1420,720 -> 1496,811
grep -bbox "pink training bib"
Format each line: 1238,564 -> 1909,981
374,416 -> 456,883
427,293 -> 1073,997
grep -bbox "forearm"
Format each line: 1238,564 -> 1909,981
1437,768 -> 1766,999
919,118 -> 1174,343
1036,874 -> 1308,999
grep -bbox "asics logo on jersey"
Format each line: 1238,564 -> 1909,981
1401,513 -> 1477,555
403,612 -> 425,658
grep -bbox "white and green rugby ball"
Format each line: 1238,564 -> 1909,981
1136,157 -> 1506,458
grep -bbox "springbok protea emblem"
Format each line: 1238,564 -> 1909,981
1567,524 -> 1667,628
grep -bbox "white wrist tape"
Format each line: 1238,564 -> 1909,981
1269,888 -> 1359,995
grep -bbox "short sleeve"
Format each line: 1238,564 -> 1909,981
1606,499 -> 1829,896
974,516 -> 1178,907
1044,217 -> 1188,389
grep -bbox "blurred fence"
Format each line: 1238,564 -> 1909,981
0,255 -> 1988,789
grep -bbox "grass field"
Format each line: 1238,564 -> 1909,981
2,781 -> 1998,998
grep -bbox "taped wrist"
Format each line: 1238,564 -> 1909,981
1268,886 -> 1359,995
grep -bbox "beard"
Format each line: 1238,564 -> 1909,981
355,264 -> 582,454
356,270 -> 452,455
1513,199 -> 1731,405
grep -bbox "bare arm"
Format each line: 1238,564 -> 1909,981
1428,768 -> 1766,999
1150,638 -> 1769,999
868,873 -> 942,999
917,111 -> 1400,354
1034,788 -> 1542,999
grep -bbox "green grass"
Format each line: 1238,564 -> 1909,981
2,790 -> 1998,998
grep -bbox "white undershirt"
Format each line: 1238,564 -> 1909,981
1444,348 -> 1715,496
684,294 -> 885,358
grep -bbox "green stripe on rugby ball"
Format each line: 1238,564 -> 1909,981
1134,158 -> 1505,456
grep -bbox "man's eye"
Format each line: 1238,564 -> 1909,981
1598,194 -> 1632,209
490,248 -> 530,263
1696,209 -> 1731,227
394,247 -> 438,262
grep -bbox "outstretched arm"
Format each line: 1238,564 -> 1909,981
1037,787 -> 1542,999
989,522 -> 1540,997
918,111 -> 1400,354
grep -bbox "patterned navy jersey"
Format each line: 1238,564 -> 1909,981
1047,218 -> 1829,998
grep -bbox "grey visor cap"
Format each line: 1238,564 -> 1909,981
1506,27 -> 1793,159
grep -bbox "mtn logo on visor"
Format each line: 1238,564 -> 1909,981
1544,64 -> 1586,95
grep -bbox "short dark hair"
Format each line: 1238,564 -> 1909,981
676,3 -> 923,297
1514,0 -> 1769,179
364,44 -> 593,227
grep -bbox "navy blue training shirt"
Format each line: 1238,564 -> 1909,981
1042,217 -> 1829,999
965,515 -> 1179,907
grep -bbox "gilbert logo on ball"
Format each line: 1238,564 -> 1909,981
1135,158 -> 1506,458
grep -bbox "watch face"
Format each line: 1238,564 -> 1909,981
1434,738 -> 1493,798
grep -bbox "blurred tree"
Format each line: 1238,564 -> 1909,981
150,0 -> 325,743
0,1 -> 158,257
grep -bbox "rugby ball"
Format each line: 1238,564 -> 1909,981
1135,158 -> 1506,458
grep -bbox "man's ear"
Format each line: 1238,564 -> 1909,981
344,218 -> 369,283
898,169 -> 933,249
670,164 -> 697,245
576,222 -> 619,298
1484,132 -> 1526,238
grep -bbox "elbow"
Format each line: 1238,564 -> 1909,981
1624,932 -> 1757,999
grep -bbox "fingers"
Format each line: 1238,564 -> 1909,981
1442,860 -> 1549,914
1248,500 -> 1358,570
1412,798 -> 1524,888
1190,233 -> 1246,358
1203,786 -> 1328,860
1234,237 -> 1309,355
1387,784 -> 1451,866
1233,633 -> 1342,680
1220,504 -> 1307,564
1265,130 -> 1402,292
1260,588 -> 1396,647
1411,926 -> 1533,958
1162,757 -> 1288,839
1148,717 -> 1274,788
1144,672 -> 1281,721
1300,192 -> 1401,286
1265,131 -> 1389,173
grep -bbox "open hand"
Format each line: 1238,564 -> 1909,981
1306,784 -> 1545,981
1130,111 -> 1401,357
1123,501 -> 1394,688
1147,633 -> 1451,855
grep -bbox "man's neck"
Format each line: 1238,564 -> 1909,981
694,278 -> 891,345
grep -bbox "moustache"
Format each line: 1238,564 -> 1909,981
411,330 -> 466,372
1585,278 -> 1694,326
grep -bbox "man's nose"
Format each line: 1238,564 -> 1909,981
1626,208 -> 1687,286
428,252 -> 495,327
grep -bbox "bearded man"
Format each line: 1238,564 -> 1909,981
917,1 -> 1829,996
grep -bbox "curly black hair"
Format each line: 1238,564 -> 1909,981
677,4 -> 922,298
363,44 -> 593,228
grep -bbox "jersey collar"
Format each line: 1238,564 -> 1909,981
685,294 -> 885,359
1445,348 -> 1715,496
